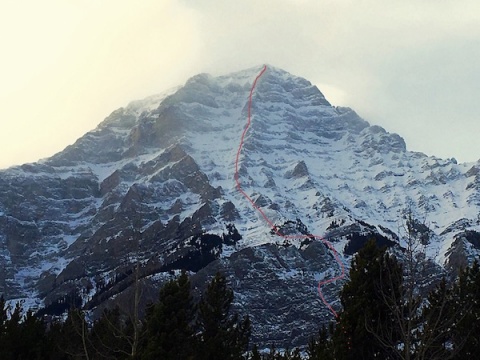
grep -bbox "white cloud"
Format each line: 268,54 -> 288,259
1,0 -> 480,168
0,0 -> 201,168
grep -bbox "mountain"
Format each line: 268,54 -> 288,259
1,64 -> 480,348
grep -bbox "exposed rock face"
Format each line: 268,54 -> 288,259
1,65 -> 480,348
220,201 -> 240,221
191,242 -> 341,348
285,161 -> 309,179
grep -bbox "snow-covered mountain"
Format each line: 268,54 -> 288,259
1,65 -> 480,347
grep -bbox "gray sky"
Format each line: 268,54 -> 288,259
1,0 -> 480,169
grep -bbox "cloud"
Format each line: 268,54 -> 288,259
1,0 -> 480,168
0,0 -> 201,168
182,0 -> 480,161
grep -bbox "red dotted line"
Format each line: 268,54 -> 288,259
234,65 -> 345,318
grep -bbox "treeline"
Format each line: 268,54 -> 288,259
1,240 -> 480,359
0,272 -> 250,359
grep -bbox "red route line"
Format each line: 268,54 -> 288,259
234,65 -> 346,318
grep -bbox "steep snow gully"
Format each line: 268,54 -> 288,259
234,65 -> 346,317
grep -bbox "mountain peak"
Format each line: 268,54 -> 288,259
2,64 -> 480,350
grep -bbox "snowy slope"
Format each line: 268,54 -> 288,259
0,65 -> 480,346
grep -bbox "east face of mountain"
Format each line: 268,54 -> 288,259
1,65 -> 480,348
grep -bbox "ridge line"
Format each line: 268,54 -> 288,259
234,65 -> 345,318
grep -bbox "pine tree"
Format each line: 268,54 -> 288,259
45,320 -> 69,360
55,308 -> 91,359
417,278 -> 456,359
0,300 -> 50,359
451,260 -> 480,358
333,239 -> 402,359
19,310 -> 51,359
0,296 -> 6,333
89,307 -> 131,359
307,326 -> 334,360
250,344 -> 262,360
196,272 -> 251,360
0,300 -> 22,360
141,271 -> 196,360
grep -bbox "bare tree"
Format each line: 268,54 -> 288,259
57,309 -> 91,360
365,213 -> 469,360
129,229 -> 142,358
90,226 -> 145,359
75,223 -> 147,359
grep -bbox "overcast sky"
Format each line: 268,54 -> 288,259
1,0 -> 480,169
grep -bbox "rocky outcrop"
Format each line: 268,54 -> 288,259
285,161 -> 309,179
191,241 -> 340,348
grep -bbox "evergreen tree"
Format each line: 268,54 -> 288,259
250,344 -> 262,360
452,260 -> 480,358
54,308 -> 91,359
45,320 -> 70,360
0,299 -> 50,359
196,272 -> 251,360
307,326 -> 334,360
89,307 -> 131,359
417,278 -> 456,359
141,271 -> 196,360
3,302 -> 23,359
18,310 -> 51,359
333,239 -> 402,359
